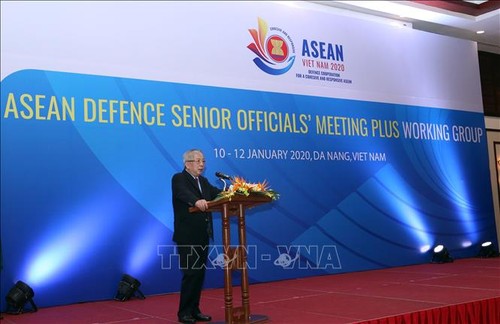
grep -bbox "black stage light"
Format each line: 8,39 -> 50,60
114,274 -> 145,301
477,241 -> 500,258
431,244 -> 454,263
5,280 -> 38,314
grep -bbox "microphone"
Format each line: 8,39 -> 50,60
215,171 -> 233,181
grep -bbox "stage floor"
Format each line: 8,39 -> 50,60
1,257 -> 499,323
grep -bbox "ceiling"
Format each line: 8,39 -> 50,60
313,0 -> 500,54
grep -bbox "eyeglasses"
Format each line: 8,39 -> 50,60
186,159 -> 206,164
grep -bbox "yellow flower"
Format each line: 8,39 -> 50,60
251,180 -> 269,192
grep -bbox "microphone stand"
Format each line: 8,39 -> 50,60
218,178 -> 228,191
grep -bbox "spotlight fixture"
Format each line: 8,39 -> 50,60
5,281 -> 38,314
477,241 -> 499,258
431,244 -> 453,263
114,274 -> 145,301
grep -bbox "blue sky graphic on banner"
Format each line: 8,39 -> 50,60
0,69 -> 495,307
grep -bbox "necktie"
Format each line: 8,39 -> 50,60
196,177 -> 202,193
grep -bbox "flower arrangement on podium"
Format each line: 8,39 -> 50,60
216,176 -> 279,201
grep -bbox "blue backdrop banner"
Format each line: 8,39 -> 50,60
0,69 -> 495,308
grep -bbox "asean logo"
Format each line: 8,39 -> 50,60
247,17 -> 296,75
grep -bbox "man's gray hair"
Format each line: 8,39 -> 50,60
183,149 -> 203,164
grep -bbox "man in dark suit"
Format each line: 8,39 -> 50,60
172,149 -> 222,323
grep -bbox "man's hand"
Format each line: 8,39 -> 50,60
195,199 -> 209,211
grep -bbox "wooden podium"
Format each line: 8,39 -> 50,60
190,194 -> 272,323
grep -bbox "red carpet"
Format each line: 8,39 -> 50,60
1,258 -> 499,323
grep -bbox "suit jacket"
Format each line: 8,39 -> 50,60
172,169 -> 222,245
